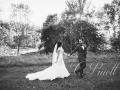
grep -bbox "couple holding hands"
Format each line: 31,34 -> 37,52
26,39 -> 87,81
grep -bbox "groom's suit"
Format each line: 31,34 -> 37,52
70,43 -> 87,77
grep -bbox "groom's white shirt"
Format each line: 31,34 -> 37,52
82,46 -> 84,50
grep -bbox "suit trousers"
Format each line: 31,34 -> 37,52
75,60 -> 86,76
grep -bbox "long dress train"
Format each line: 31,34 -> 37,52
26,47 -> 70,80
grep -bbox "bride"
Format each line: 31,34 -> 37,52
26,42 -> 70,80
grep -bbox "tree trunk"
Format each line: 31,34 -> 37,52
17,36 -> 20,55
26,28 -> 28,47
70,38 -> 73,52
33,37 -> 36,48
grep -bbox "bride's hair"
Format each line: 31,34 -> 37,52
57,42 -> 62,50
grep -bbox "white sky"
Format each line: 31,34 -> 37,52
0,0 -> 113,27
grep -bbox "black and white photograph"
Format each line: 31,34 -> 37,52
0,0 -> 120,90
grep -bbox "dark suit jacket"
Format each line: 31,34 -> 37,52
70,44 -> 87,62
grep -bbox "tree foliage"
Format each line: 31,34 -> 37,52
40,24 -> 65,53
40,17 -> 104,53
103,0 -> 120,51
43,14 -> 58,28
0,21 -> 10,45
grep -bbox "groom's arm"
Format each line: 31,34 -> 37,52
70,45 -> 78,56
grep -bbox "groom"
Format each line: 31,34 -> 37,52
68,39 -> 87,78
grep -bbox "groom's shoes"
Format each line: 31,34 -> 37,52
75,71 -> 84,78
78,73 -> 83,78
75,71 -> 79,76
79,74 -> 83,78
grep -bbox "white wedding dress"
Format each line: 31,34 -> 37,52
26,45 -> 70,80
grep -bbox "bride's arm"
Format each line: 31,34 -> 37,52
63,52 -> 68,56
56,49 -> 60,63
62,48 -> 68,56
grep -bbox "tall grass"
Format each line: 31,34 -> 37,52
0,52 -> 120,90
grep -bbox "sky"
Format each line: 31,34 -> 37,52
0,0 -> 113,27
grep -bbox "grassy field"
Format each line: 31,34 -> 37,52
0,52 -> 120,90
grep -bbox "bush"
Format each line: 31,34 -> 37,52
40,21 -> 105,53
40,25 -> 65,53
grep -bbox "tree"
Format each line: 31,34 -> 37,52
66,0 -> 91,39
39,0 -> 104,53
43,14 -> 58,28
60,10 -> 77,52
10,3 -> 30,55
40,19 -> 104,53
103,0 -> 120,38
0,21 -> 10,46
111,0 -> 120,30
40,24 -> 65,54
103,0 -> 120,51
59,0 -> 93,52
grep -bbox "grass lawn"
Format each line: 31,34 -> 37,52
0,52 -> 120,90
